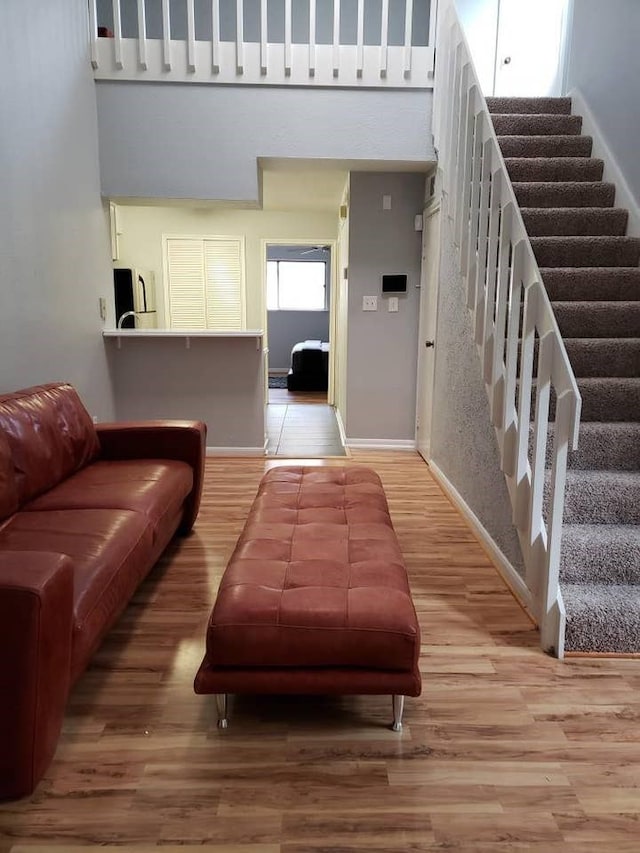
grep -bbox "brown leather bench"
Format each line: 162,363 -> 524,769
194,466 -> 421,730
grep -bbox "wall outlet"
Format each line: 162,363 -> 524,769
388,297 -> 399,312
382,194 -> 392,210
362,295 -> 378,311
92,415 -> 98,424
98,297 -> 107,321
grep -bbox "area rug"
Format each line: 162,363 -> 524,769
268,375 -> 288,389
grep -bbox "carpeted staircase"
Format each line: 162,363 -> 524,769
486,96 -> 640,653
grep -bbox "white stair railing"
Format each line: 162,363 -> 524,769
90,0 -> 436,88
433,0 -> 582,657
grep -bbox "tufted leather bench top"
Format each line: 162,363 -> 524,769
205,466 -> 420,672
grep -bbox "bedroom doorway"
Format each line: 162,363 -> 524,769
263,241 -> 345,457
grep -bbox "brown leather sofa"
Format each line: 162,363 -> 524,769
0,383 -> 206,799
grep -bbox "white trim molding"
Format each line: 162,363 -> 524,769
429,460 -> 537,625
206,445 -> 266,456
346,438 -> 417,451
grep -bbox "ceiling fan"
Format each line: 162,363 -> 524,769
298,245 -> 330,256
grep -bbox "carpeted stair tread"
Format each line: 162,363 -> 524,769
505,157 -> 604,183
541,268 -> 640,301
533,422 -> 640,470
568,422 -> 640,469
553,302 -> 640,338
561,525 -> 640,585
535,378 -> 640,422
552,470 -> 640,524
522,208 -> 628,237
498,135 -> 593,158
563,583 -> 640,652
563,338 -> 640,376
513,182 -> 615,208
490,114 -> 582,136
486,97 -> 572,115
576,378 -> 640,422
530,236 -> 640,268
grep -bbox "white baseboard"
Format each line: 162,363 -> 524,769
346,438 -> 417,451
428,460 -> 537,623
570,88 -> 640,237
268,368 -> 289,376
335,408 -> 348,448
206,445 -> 266,456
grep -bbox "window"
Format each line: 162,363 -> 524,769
267,261 -> 327,311
165,236 -> 245,329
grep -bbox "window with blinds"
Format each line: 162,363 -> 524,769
165,236 -> 246,330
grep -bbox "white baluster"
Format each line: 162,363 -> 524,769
236,0 -> 244,74
284,0 -> 292,76
111,0 -> 123,70
136,0 -> 147,70
88,0 -> 99,69
380,0 -> 389,78
309,0 -> 316,77
187,0 -> 196,72
356,0 -> 364,79
260,0 -> 268,74
212,0 -> 220,73
162,0 -> 171,70
333,0 -> 341,78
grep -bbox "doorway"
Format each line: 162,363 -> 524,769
416,198 -> 441,462
263,241 -> 345,457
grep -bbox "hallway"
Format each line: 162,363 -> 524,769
266,396 -> 346,457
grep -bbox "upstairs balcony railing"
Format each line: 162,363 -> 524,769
90,0 -> 436,88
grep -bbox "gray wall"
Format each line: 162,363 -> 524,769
566,0 -> 640,207
268,312 -> 330,370
96,84 -> 434,202
0,0 -> 116,420
96,0 -> 431,45
430,213 -> 525,577
346,172 -> 424,442
267,244 -> 330,370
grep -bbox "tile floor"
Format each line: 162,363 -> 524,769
266,402 -> 346,457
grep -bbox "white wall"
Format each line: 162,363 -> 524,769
0,0 -> 116,419
565,0 -> 640,209
96,84 -> 434,203
346,172 -> 425,444
114,204 -> 338,329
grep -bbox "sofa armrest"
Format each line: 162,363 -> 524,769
96,420 -> 207,533
0,551 -> 74,799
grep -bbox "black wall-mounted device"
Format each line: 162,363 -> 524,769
381,274 -> 408,294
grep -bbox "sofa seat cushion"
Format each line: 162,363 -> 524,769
206,467 -> 419,672
0,509 -> 151,639
23,460 -> 193,543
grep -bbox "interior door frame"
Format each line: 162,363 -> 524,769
415,197 -> 442,462
260,238 -> 338,407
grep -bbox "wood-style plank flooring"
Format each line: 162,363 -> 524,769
266,403 -> 346,457
1,452 -> 640,851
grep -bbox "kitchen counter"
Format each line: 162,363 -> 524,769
104,330 -> 266,453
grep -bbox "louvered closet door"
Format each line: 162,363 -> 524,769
166,238 -> 206,328
203,239 -> 245,330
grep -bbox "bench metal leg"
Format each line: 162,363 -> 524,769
391,694 -> 404,732
216,693 -> 229,729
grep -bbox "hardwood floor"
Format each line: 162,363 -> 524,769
2,452 -> 640,850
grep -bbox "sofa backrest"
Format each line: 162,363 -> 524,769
0,383 -> 99,514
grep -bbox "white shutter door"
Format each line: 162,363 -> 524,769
166,239 -> 206,328
204,238 -> 245,330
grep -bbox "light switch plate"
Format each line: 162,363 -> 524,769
98,297 -> 107,321
388,297 -> 399,312
362,295 -> 378,311
382,194 -> 392,210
